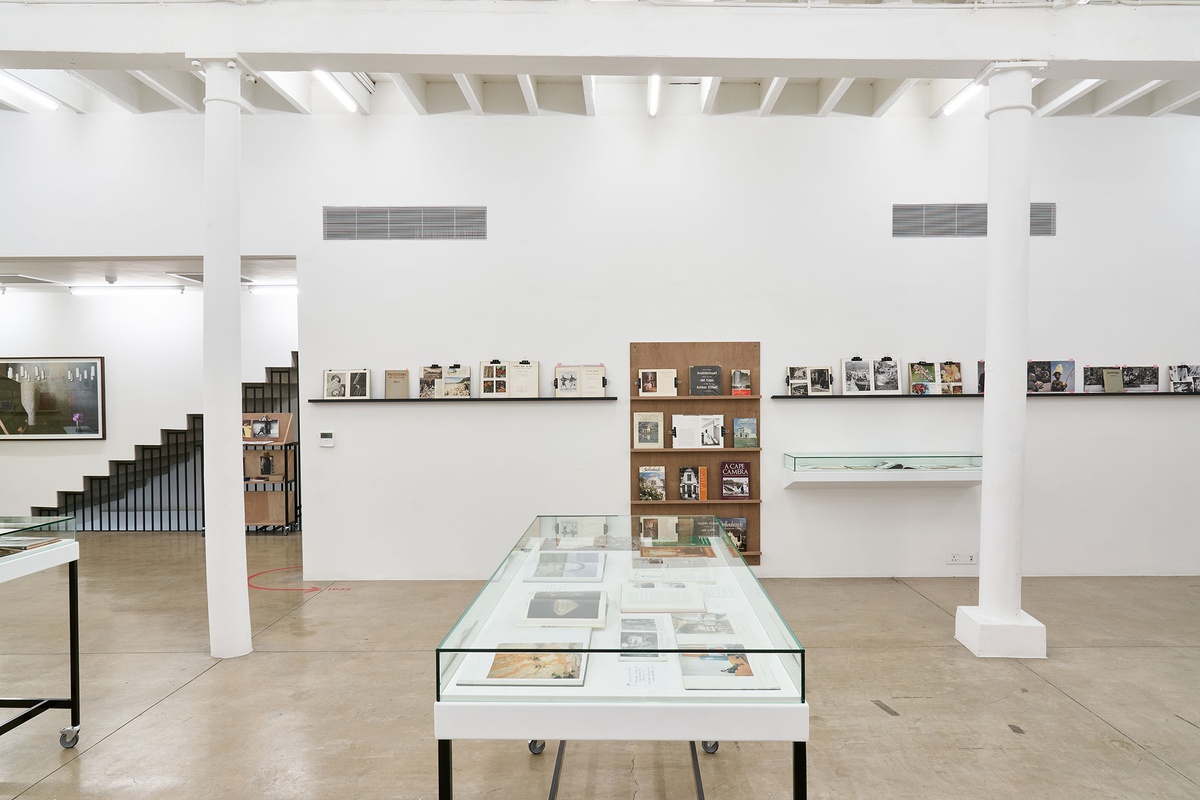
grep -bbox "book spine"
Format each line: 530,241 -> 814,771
698,466 -> 707,501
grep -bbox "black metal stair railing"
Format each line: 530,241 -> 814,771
32,354 -> 299,532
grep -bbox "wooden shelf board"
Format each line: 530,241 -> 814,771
632,499 -> 762,506
630,448 -> 762,453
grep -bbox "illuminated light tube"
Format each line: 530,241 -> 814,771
0,71 -> 60,111
648,75 -> 662,118
313,71 -> 359,112
246,285 -> 298,295
70,286 -> 185,296
942,83 -> 983,116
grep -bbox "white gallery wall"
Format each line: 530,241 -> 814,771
0,100 -> 1197,578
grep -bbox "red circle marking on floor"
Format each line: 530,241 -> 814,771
247,565 -> 320,592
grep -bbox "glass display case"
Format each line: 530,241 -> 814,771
0,515 -> 81,749
434,515 -> 808,798
782,453 -> 983,487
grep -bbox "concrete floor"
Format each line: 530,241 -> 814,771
0,532 -> 1197,799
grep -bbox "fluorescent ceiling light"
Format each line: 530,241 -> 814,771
942,83 -> 982,116
648,75 -> 662,118
70,286 -> 185,296
246,284 -> 298,295
0,70 -> 60,112
313,71 -> 358,112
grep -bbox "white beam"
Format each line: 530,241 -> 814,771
1147,80 -> 1200,117
581,75 -> 596,117
759,77 -> 787,117
1033,78 -> 1102,117
131,69 -> 204,113
700,76 -> 721,114
816,77 -> 854,118
517,73 -> 539,116
388,73 -> 428,115
4,69 -> 86,112
929,78 -> 976,118
258,70 -> 312,114
1091,78 -> 1165,117
67,69 -> 147,113
455,72 -> 484,115
871,77 -> 916,118
319,71 -> 371,114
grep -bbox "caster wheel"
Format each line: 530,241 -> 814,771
528,740 -> 546,755
59,732 -> 79,749
701,741 -> 719,754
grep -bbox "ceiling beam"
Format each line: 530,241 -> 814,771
928,78 -> 976,118
455,72 -> 484,115
4,69 -> 87,112
66,69 -> 146,113
258,70 -> 312,114
387,73 -> 428,115
1147,80 -> 1200,117
816,77 -> 854,118
1033,78 -> 1103,117
322,71 -> 371,114
581,75 -> 596,117
759,77 -> 787,117
517,73 -> 539,116
130,69 -> 204,113
1091,78 -> 1166,117
871,77 -> 916,118
700,77 -> 721,114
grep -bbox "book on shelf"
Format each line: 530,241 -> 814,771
721,461 -> 751,500
0,536 -> 61,551
618,616 -> 669,661
419,365 -> 443,399
443,364 -> 471,398
516,590 -> 609,628
638,368 -> 678,397
638,465 -> 667,501
554,364 -> 607,398
620,582 -> 707,613
730,369 -> 751,396
481,360 -> 539,398
383,369 -> 410,400
698,466 -> 708,501
633,412 -> 665,449
732,417 -> 757,448
688,365 -> 723,396
671,414 -> 724,448
527,551 -> 605,582
679,466 -> 700,501
717,517 -> 748,552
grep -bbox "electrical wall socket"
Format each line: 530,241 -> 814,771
948,553 -> 978,565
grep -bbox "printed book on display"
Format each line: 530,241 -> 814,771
456,630 -> 592,687
680,648 -> 779,691
671,414 -> 724,448
517,590 -> 609,628
717,518 -> 748,552
631,556 -> 715,584
720,461 -> 751,500
481,360 -> 539,398
638,465 -> 667,501
730,369 -> 751,396
639,515 -> 679,542
639,368 -> 678,397
633,412 -> 665,449
688,365 -> 723,396
383,369 -> 410,400
527,551 -> 605,582
679,466 -> 700,501
732,418 -> 757,448
787,365 -> 834,396
620,582 -> 707,613
618,616 -> 669,661
0,536 -> 61,551
554,364 -> 606,398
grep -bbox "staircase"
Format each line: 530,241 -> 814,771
32,354 -> 300,532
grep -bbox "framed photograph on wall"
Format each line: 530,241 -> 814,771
0,357 -> 106,440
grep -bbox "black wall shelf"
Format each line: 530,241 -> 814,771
770,393 -> 1196,400
309,397 -> 618,404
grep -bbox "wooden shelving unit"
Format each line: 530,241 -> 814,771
630,341 -> 762,565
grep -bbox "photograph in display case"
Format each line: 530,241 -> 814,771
680,648 -> 778,690
618,616 -> 668,661
0,357 -> 106,439
517,590 -> 608,628
528,552 -> 605,582
457,630 -> 592,687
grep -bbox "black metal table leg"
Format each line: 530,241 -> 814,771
547,740 -> 566,800
688,741 -> 707,800
438,739 -> 453,800
793,741 -> 807,800
68,560 -> 80,728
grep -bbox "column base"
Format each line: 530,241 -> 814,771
955,606 -> 1046,659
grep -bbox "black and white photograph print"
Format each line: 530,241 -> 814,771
1169,365 -> 1200,393
348,369 -> 370,398
556,367 -> 579,396
842,359 -> 872,394
259,455 -> 275,475
808,367 -> 833,395
1122,365 -> 1159,393
521,590 -> 607,627
620,630 -> 660,650
873,359 -> 901,394
787,366 -> 809,396
419,365 -> 442,398
323,370 -> 350,399
621,618 -> 658,632
1082,366 -> 1108,394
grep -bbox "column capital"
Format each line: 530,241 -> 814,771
978,60 -> 1048,86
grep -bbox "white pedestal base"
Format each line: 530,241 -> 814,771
955,606 -> 1046,659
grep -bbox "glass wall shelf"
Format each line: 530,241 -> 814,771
783,453 -> 983,488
